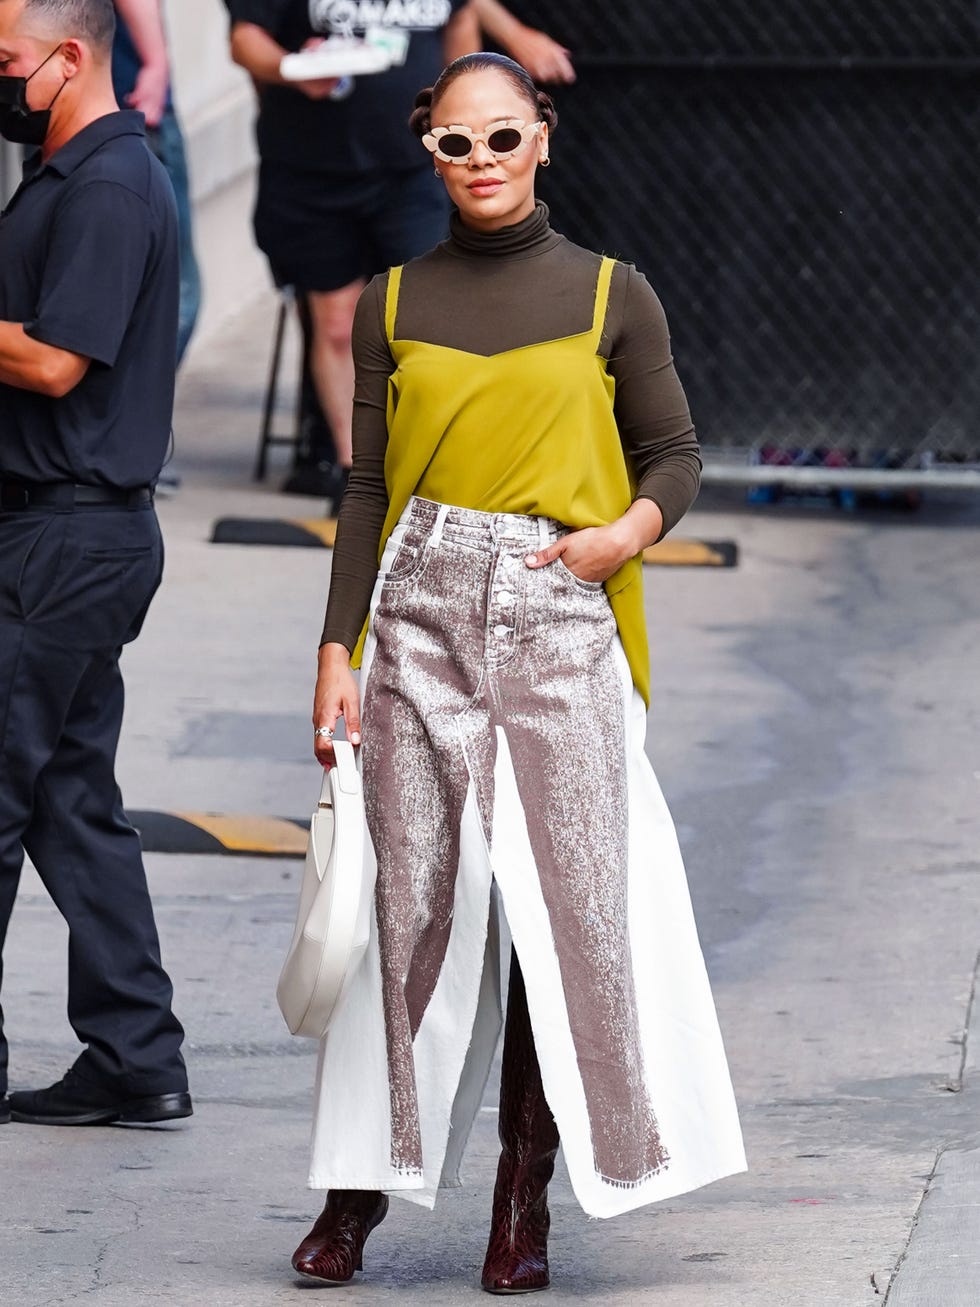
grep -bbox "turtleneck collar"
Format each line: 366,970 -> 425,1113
445,200 -> 563,261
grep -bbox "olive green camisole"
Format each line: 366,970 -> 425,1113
373,254 -> 650,701
322,203 -> 702,707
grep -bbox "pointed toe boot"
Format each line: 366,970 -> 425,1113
481,953 -> 560,1295
481,1183 -> 552,1294
291,1189 -> 389,1285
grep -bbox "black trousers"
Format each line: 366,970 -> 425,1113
0,503 -> 186,1098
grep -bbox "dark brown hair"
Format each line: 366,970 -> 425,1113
409,53 -> 558,141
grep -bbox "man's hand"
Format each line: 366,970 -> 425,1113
231,25 -> 340,97
286,38 -> 339,101
126,61 -> 169,128
294,74 -> 341,100
293,37 -> 341,101
503,26 -> 575,84
113,0 -> 171,124
469,0 -> 576,84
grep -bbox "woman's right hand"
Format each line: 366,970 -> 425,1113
313,643 -> 361,767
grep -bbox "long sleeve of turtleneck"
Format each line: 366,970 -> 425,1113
321,203 -> 701,652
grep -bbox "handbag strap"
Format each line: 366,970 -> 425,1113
316,740 -> 361,807
331,740 -> 361,796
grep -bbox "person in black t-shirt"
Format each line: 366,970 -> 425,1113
225,1 -> 575,505
228,0 -> 479,499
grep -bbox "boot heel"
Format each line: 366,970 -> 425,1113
291,1190 -> 387,1285
482,952 -> 559,1295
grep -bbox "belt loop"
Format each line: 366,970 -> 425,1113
538,517 -> 550,552
429,503 -> 450,548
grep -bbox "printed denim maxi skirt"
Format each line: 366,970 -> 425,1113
309,497 -> 746,1218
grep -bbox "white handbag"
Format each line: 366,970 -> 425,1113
276,741 -> 374,1039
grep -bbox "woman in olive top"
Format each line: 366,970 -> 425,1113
294,52 -> 745,1296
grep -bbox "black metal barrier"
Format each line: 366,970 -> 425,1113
519,1 -> 980,473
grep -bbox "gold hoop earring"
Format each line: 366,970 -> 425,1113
539,156 -> 550,167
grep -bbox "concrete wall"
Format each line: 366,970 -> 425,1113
164,0 -> 271,355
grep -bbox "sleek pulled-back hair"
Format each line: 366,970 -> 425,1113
21,0 -> 116,54
409,52 -> 558,141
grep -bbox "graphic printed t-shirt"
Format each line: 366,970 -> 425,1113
228,0 -> 466,172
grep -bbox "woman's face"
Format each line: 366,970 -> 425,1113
430,69 -> 548,232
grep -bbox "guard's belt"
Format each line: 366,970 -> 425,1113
0,481 -> 153,510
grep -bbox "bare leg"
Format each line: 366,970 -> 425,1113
305,280 -> 365,469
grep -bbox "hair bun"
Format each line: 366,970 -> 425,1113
536,91 -> 558,132
409,87 -> 434,139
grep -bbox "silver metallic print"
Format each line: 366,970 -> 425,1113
362,500 -> 663,1182
308,497 -> 745,1216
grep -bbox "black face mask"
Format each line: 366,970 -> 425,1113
0,46 -> 67,147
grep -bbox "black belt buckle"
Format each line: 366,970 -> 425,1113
0,483 -> 31,510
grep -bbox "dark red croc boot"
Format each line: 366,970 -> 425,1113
291,1189 -> 389,1285
481,952 -> 560,1295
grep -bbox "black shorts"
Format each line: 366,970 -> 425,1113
254,161 -> 450,293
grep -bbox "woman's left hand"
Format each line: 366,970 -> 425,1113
523,502 -> 665,584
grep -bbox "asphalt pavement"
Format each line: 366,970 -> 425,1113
2,293 -> 980,1305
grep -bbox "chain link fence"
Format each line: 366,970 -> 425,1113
4,12 -> 978,491
521,0 -> 980,489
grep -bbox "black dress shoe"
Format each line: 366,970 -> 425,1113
0,1097 -> 10,1124
8,1067 -> 192,1126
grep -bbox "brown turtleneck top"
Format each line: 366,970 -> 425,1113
321,202 -> 701,651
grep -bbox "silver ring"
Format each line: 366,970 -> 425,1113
314,726 -> 334,739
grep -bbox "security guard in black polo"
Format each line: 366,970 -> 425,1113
0,0 -> 190,1126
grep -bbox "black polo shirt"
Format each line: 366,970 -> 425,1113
0,110 -> 178,489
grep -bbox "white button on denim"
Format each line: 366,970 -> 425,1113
493,624 -> 510,637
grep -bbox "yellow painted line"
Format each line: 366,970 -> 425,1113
294,518 -> 338,547
643,539 -> 730,567
172,812 -> 308,856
